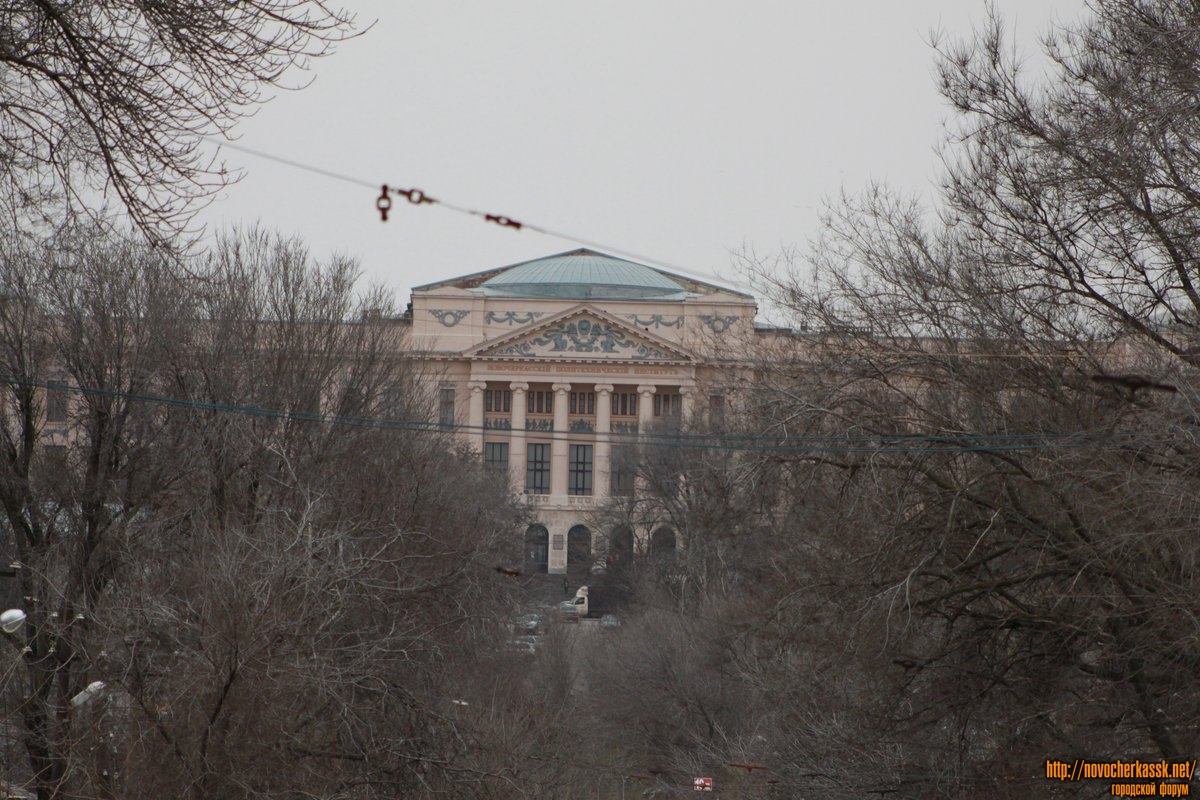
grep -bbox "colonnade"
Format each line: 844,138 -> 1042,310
465,379 -> 695,500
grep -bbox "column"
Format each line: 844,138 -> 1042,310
635,384 -> 657,504
509,381 -> 528,494
679,383 -> 696,427
550,382 -> 571,497
467,380 -> 486,454
594,383 -> 614,500
636,384 -> 656,434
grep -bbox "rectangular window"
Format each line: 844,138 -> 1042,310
527,390 -> 554,414
568,444 -> 593,496
653,393 -> 680,417
484,442 -> 509,471
46,380 -> 68,423
569,392 -> 595,415
381,383 -> 404,418
44,444 -> 67,474
484,389 -> 511,413
709,394 -> 726,428
439,386 -> 455,429
611,392 -> 638,417
610,446 -> 635,496
526,443 -> 550,494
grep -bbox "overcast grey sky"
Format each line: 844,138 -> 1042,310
199,1 -> 1088,301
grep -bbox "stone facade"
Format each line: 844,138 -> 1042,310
408,248 -> 758,574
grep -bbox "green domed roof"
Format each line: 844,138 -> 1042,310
481,249 -> 687,300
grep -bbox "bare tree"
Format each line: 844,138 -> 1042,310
0,1 -> 355,239
725,0 -> 1200,792
563,4 -> 1200,795
0,225 -> 528,799
935,0 -> 1200,352
0,224 -> 191,798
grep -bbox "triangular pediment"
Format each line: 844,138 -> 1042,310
468,306 -> 695,363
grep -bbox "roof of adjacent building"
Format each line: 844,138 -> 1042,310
412,248 -> 755,300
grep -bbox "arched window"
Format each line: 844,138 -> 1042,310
650,527 -> 677,563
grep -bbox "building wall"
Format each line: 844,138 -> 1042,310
408,264 -> 758,574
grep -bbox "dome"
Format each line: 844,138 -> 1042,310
480,249 -> 687,300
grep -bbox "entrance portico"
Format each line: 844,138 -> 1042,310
407,248 -> 758,572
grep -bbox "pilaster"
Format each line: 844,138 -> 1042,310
467,380 -> 486,453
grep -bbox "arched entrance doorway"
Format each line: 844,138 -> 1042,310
525,524 -> 549,574
608,525 -> 634,569
567,525 -> 592,582
607,525 -> 635,593
650,527 -> 677,563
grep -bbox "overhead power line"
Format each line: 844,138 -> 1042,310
6,374 -> 1180,455
207,137 -> 755,294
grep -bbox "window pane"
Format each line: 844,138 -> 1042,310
568,444 -> 593,496
709,394 -> 725,427
46,381 -> 68,422
611,446 -> 634,496
484,442 -> 509,471
617,394 -> 627,416
381,384 -> 404,417
655,394 -> 680,417
526,443 -> 550,494
439,387 -> 455,429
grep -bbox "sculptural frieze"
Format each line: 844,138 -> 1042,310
490,316 -> 675,360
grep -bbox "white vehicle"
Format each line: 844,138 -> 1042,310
558,585 -> 589,621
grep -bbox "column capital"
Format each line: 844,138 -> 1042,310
467,380 -> 488,393
594,383 -> 615,395
552,382 -> 572,393
678,383 -> 697,396
636,384 -> 657,396
509,381 -> 530,393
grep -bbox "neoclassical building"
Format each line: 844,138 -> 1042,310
408,249 -> 757,575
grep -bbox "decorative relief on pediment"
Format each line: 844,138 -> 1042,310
429,309 -> 470,327
699,314 -> 739,333
488,316 -> 679,360
626,314 -> 683,329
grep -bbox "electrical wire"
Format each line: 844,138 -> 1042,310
205,137 -> 756,295
212,138 -> 378,191
7,374 -> 1184,455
